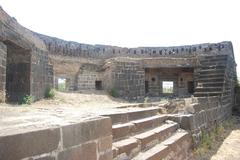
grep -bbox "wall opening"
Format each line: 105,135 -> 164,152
187,81 -> 194,94
57,78 -> 66,92
5,41 -> 31,102
145,81 -> 149,93
95,81 -> 102,90
162,81 -> 174,94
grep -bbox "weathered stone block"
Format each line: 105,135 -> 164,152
62,117 -> 111,148
98,136 -> 112,153
58,142 -> 97,160
0,128 -> 60,160
99,151 -> 112,160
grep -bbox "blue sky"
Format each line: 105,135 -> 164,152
1,0 -> 239,77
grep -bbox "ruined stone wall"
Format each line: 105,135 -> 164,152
31,48 -> 53,100
35,32 -> 234,60
169,96 -> 233,146
76,63 -> 103,90
235,85 -> 240,112
143,57 -> 196,68
0,42 -> 6,102
178,72 -> 194,96
77,71 -> 102,90
0,6 -> 237,102
145,68 -> 193,97
0,116 -> 112,160
0,7 -> 53,102
103,59 -> 145,100
102,61 -> 115,92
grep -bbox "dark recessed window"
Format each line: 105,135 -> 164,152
95,81 -> 102,90
159,50 -> 162,55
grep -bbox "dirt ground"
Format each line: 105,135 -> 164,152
1,91 -> 134,108
0,91 -> 147,136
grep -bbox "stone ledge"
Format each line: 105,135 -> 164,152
0,127 -> 60,160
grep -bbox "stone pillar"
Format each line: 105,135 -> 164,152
0,41 -> 7,102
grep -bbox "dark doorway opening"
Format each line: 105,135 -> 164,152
145,81 -> 149,94
188,81 -> 194,94
5,41 -> 31,102
95,81 -> 102,90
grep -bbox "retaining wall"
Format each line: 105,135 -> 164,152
168,96 -> 232,146
0,117 -> 112,160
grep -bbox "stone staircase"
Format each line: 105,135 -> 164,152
194,55 -> 229,97
104,107 -> 192,160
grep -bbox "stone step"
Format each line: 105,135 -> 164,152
198,69 -> 225,74
113,138 -> 139,159
197,82 -> 225,87
197,77 -> 225,83
112,115 -> 168,141
200,54 -> 228,60
113,121 -> 179,159
199,65 -> 226,70
200,60 -> 228,66
197,73 -> 225,78
194,91 -> 222,97
134,121 -> 179,151
194,89 -> 231,97
195,87 -> 223,92
112,122 -> 135,141
102,107 -> 160,124
132,130 -> 191,160
132,115 -> 167,132
200,57 -> 228,62
132,144 -> 169,160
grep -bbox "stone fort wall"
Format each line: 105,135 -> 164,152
0,6 -> 237,103
36,32 -> 234,59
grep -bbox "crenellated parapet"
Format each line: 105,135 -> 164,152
35,32 -> 234,59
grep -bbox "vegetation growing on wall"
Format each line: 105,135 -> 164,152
19,95 -> 33,105
58,83 -> 66,92
109,88 -> 119,97
194,118 -> 234,158
45,88 -> 56,99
